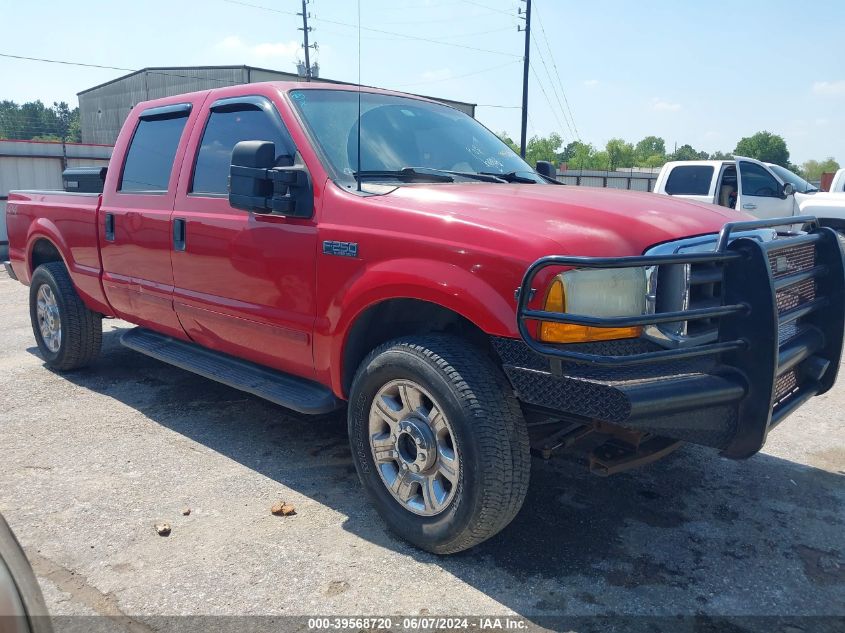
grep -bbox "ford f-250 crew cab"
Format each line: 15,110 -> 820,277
4,82 -> 844,554
654,157 -> 845,235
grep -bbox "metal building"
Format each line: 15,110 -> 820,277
78,65 -> 477,145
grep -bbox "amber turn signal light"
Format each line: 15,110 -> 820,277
538,278 -> 642,344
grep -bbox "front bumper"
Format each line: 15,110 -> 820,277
2,260 -> 16,281
508,217 -> 845,458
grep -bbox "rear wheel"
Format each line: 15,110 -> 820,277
29,262 -> 102,371
348,335 -> 530,554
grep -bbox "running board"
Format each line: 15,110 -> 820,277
120,328 -> 341,415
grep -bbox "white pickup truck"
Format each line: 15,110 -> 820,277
654,156 -> 845,233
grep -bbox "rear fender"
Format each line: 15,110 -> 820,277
25,219 -> 112,315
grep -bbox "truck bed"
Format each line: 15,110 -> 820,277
6,190 -> 111,314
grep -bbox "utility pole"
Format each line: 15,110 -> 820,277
518,0 -> 531,159
298,0 -> 313,81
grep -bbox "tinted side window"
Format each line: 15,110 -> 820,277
119,115 -> 188,193
192,107 -> 294,195
664,165 -> 714,195
740,162 -> 781,197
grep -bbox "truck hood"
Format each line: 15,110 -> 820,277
381,183 -> 750,255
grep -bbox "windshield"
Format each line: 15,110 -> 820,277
289,89 -> 543,184
768,164 -> 818,193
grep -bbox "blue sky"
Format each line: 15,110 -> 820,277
1,0 -> 843,164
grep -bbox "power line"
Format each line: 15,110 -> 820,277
0,52 -> 135,73
316,25 -> 514,43
222,0 -> 521,58
531,0 -> 580,139
377,10 -> 512,25
530,32 -> 575,141
529,62 -> 571,143
0,52 -> 240,85
457,0 -> 520,17
222,0 -> 298,16
390,59 -> 521,87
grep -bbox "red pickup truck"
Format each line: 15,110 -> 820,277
5,82 -> 844,554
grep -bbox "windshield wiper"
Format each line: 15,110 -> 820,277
353,167 -> 454,183
479,171 -> 542,184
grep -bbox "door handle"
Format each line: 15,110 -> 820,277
173,218 -> 186,251
104,213 -> 115,241
742,203 -> 757,210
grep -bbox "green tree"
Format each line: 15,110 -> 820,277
560,141 -> 581,164
709,150 -> 733,160
634,136 -> 666,165
642,154 -> 667,168
669,144 -> 709,161
565,141 -> 599,169
801,157 -> 840,181
605,138 -> 635,170
525,132 -> 563,167
0,100 -> 81,141
734,131 -> 790,167
497,132 -> 563,168
498,131 -> 519,155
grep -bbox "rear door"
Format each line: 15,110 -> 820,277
660,164 -> 717,204
735,157 -> 795,219
99,101 -> 202,336
170,94 -> 318,378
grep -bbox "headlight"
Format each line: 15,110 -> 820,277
540,267 -> 647,343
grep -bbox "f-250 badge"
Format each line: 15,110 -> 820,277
322,241 -> 359,258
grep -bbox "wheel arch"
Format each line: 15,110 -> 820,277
29,237 -> 66,275
320,257 -> 520,399
340,297 -> 499,397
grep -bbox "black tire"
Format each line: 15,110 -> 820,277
818,219 -> 845,249
0,514 -> 53,632
29,262 -> 102,371
348,335 -> 530,554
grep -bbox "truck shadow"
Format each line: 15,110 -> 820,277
33,327 -> 845,624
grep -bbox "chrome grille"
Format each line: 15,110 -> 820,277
687,262 -> 722,337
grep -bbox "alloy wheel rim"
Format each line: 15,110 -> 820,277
368,379 -> 460,516
36,285 -> 61,353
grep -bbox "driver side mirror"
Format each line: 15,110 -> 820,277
228,140 -> 313,218
782,182 -> 795,197
535,160 -> 557,179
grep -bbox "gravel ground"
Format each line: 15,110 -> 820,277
0,269 -> 843,632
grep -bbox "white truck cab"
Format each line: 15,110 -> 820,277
655,157 -> 845,232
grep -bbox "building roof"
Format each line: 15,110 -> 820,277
77,65 -> 476,109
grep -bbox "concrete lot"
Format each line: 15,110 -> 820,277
1,269 -> 843,630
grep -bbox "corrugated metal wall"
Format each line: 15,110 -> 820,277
79,66 -> 476,144
0,141 -> 112,248
557,170 -> 659,192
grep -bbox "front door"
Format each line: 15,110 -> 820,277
736,157 -> 795,219
170,95 -> 318,378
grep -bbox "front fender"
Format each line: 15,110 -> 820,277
315,257 -> 519,398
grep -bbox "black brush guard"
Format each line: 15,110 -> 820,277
515,217 -> 845,458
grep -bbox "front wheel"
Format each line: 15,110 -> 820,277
348,335 -> 530,554
29,262 -> 102,371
